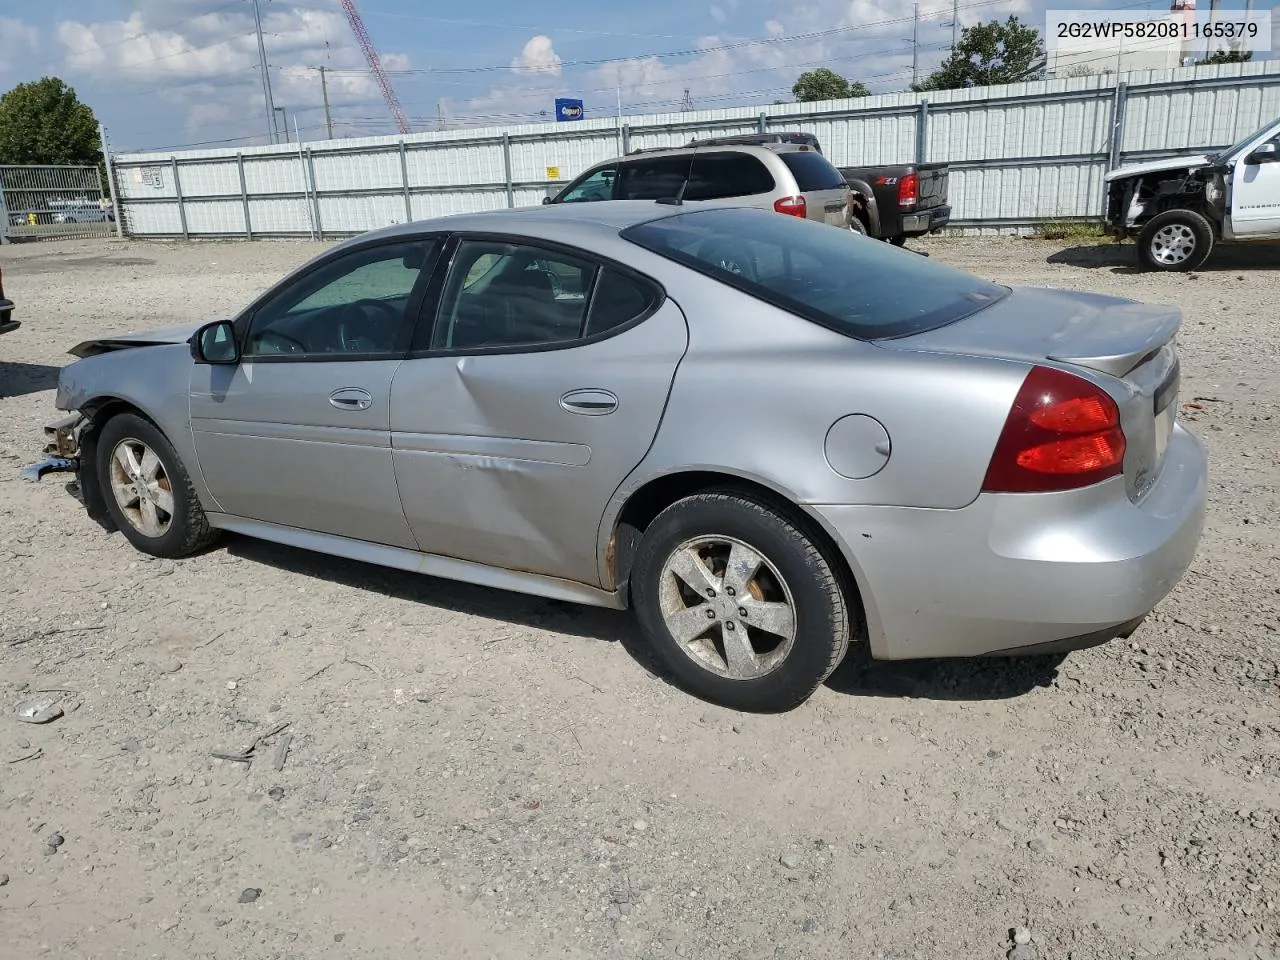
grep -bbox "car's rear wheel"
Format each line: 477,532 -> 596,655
96,412 -> 219,559
1138,209 -> 1214,271
630,491 -> 851,712
848,216 -> 868,236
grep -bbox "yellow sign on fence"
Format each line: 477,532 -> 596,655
546,166 -> 561,180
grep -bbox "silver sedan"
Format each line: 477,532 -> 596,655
27,202 -> 1207,711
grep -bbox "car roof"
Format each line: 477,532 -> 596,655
344,200 -> 700,248
618,143 -> 808,162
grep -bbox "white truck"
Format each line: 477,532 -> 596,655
1105,113 -> 1280,271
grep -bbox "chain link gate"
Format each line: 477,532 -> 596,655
0,165 -> 114,241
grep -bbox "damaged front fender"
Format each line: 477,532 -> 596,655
21,411 -> 116,530
1105,165 -> 1227,235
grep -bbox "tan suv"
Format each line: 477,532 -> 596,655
544,142 -> 850,228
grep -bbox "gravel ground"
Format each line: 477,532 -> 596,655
1,234 -> 1277,960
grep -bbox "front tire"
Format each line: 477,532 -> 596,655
1138,209 -> 1214,271
630,491 -> 852,712
96,412 -> 219,559
848,216 -> 868,236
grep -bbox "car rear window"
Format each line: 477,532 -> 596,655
778,151 -> 846,191
621,207 -> 1007,340
686,152 -> 775,200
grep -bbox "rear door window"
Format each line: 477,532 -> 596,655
615,157 -> 690,200
685,152 -> 776,200
778,151 -> 846,191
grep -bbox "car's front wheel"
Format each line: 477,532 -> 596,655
630,491 -> 852,712
1138,209 -> 1215,271
96,412 -> 219,559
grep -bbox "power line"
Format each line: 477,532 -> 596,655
321,0 -> 1022,77
284,0 -> 687,40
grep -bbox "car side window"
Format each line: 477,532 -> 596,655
557,165 -> 616,202
584,268 -> 658,336
244,240 -> 436,359
433,240 -> 598,350
685,152 -> 776,201
615,157 -> 691,200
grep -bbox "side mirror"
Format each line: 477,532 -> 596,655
1247,142 -> 1279,164
542,196 -> 553,205
190,320 -> 240,364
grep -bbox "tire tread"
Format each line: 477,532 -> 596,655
633,488 -> 851,711
97,412 -> 219,559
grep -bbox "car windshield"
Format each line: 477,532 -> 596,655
1214,115 -> 1279,161
622,207 -> 1007,340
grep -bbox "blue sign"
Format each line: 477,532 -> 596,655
555,98 -> 585,122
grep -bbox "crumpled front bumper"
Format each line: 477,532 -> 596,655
21,413 -> 85,482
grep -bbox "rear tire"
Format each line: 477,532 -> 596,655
1137,209 -> 1214,272
630,491 -> 851,712
96,412 -> 219,559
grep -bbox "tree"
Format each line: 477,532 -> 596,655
1197,48 -> 1253,66
914,16 -> 1044,91
791,68 -> 870,102
0,77 -> 101,167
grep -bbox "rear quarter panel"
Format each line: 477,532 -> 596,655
605,272 -> 1030,513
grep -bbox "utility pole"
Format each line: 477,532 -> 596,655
316,66 -> 333,139
275,106 -> 290,143
951,0 -> 959,52
252,0 -> 277,143
911,3 -> 920,89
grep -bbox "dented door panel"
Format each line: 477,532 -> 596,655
389,300 -> 689,586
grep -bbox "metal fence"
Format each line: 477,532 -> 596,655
110,60 -> 1280,239
0,165 -> 114,241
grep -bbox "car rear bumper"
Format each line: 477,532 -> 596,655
900,205 -> 951,235
0,299 -> 16,335
808,423 -> 1207,660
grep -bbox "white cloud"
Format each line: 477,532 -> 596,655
47,3 -> 414,146
0,17 -> 39,74
710,5 -> 728,24
511,35 -> 563,77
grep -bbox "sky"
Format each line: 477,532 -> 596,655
0,0 -> 1271,153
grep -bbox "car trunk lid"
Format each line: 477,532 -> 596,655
807,188 -> 851,226
876,286 -> 1182,501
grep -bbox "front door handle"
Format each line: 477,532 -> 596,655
560,388 -> 618,416
328,387 -> 373,411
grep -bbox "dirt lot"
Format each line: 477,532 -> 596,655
1,234 -> 1277,960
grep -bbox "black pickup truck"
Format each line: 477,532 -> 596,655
839,163 -> 951,245
681,134 -> 951,245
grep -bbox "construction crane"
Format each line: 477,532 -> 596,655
339,0 -> 411,135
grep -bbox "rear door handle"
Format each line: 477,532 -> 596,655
328,387 -> 373,411
560,388 -> 618,416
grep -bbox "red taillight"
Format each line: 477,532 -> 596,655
982,365 -> 1127,493
773,195 -> 807,218
897,173 -> 919,208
